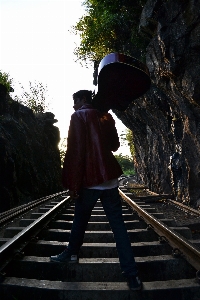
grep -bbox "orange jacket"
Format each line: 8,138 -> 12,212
62,104 -> 122,191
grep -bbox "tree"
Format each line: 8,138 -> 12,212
0,70 -> 13,92
72,0 -> 147,65
119,129 -> 135,160
59,137 -> 67,168
126,129 -> 135,158
14,81 -> 50,113
114,153 -> 135,175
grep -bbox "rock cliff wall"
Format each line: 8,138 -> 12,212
114,0 -> 200,206
0,84 -> 62,212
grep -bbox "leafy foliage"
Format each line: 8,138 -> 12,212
14,81 -> 50,113
0,70 -> 13,92
119,129 -> 135,159
73,0 -> 147,64
126,129 -> 135,158
59,138 -> 67,168
114,153 -> 135,175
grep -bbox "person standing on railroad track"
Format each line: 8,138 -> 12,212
50,89 -> 142,290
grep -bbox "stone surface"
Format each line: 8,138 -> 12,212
0,89 -> 62,212
113,0 -> 200,207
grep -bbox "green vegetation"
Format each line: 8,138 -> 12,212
73,0 -> 147,65
119,128 -> 135,160
126,129 -> 135,158
14,81 -> 50,113
114,153 -> 135,175
59,138 -> 67,168
0,70 -> 13,92
0,71 -> 49,113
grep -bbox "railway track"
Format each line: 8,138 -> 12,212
0,186 -> 200,299
0,191 -> 67,226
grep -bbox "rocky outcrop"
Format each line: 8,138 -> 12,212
0,84 -> 62,212
113,0 -> 200,206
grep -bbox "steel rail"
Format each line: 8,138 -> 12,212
0,196 -> 71,271
169,199 -> 200,217
0,191 -> 67,225
119,188 -> 200,271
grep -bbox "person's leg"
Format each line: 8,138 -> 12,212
100,187 -> 138,276
50,188 -> 100,262
67,188 -> 100,254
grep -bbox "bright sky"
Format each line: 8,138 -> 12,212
0,0 -> 130,156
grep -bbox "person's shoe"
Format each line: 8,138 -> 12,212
127,275 -> 142,290
50,249 -> 78,263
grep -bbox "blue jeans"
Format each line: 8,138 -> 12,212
67,187 -> 138,277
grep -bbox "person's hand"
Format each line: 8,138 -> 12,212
69,190 -> 79,199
